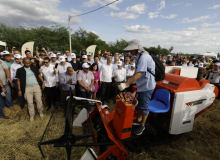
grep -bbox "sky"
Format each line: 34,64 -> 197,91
0,0 -> 220,54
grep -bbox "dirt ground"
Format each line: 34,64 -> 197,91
0,98 -> 219,160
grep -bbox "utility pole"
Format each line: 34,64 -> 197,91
68,15 -> 72,53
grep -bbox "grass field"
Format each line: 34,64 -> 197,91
0,98 -> 220,160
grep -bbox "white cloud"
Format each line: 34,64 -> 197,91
0,0 -> 82,27
148,12 -> 159,19
160,14 -> 177,19
172,3 -> 179,6
158,0 -> 165,11
195,22 -> 220,28
126,3 -> 147,14
82,0 -> 123,10
109,12 -> 139,19
208,4 -> 220,9
186,3 -> 192,7
122,25 -> 161,33
101,27 -> 220,54
181,15 -> 211,23
184,27 -> 197,31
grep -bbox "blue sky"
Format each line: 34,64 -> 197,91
0,0 -> 220,54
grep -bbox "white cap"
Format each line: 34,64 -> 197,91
82,63 -> 90,68
117,61 -> 122,66
204,62 -> 208,65
71,55 -> 76,59
2,51 -> 10,56
87,52 -> 92,56
214,63 -> 219,66
14,54 -> 22,59
82,55 -> 87,59
57,52 -> 61,55
63,54 -> 67,58
49,52 -> 53,55
199,63 -> 203,67
51,54 -> 56,58
71,53 -> 76,56
120,57 -> 124,60
167,54 -> 171,57
59,56 -> 65,62
131,63 -> 135,67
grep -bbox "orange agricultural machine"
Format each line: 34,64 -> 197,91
39,67 -> 219,160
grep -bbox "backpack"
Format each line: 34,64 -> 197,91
137,53 -> 165,81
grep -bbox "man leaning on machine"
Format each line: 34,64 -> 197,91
118,39 -> 156,135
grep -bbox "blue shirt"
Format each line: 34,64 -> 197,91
135,51 -> 156,92
60,72 -> 77,91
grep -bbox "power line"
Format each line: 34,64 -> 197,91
69,0 -> 119,18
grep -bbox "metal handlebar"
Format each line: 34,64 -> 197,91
122,91 -> 138,110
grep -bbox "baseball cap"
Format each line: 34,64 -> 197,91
198,63 -> 203,67
14,54 -> 22,59
131,63 -> 135,67
51,54 -> 57,58
117,61 -> 122,66
87,52 -> 92,56
82,63 -> 90,68
2,51 -> 10,56
71,55 -> 76,59
203,62 -> 208,65
82,55 -> 87,59
123,39 -> 141,52
57,52 -> 61,55
71,53 -> 76,56
120,57 -> 124,60
59,56 -> 65,62
214,63 -> 219,66
103,51 -> 108,55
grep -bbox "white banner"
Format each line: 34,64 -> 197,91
86,45 -> 97,59
21,41 -> 35,57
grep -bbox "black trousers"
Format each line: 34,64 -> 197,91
101,82 -> 111,102
44,86 -> 57,107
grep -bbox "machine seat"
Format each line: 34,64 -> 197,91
148,89 -> 170,113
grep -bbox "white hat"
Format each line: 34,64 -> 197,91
2,51 -> 10,56
14,54 -> 22,59
198,63 -> 203,67
123,39 -> 142,52
63,54 -> 67,58
120,57 -> 124,60
214,63 -> 219,66
82,55 -> 87,59
71,53 -> 76,56
117,61 -> 122,66
57,52 -> 61,55
203,62 -> 208,65
49,52 -> 53,55
71,55 -> 76,59
131,63 -> 135,67
82,63 -> 90,68
59,56 -> 65,62
87,52 -> 92,56
51,54 -> 57,58
167,54 -> 171,57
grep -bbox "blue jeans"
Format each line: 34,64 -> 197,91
137,89 -> 154,115
0,84 -> 14,116
81,91 -> 92,99
13,80 -> 25,105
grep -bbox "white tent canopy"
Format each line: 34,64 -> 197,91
0,41 -> 7,47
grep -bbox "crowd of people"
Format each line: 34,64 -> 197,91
0,45 -> 219,124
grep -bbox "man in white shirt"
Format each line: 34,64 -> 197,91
100,56 -> 113,104
126,63 -> 136,92
94,55 -> 102,71
112,54 -> 120,71
10,54 -> 25,109
87,52 -> 94,65
56,56 -> 72,79
65,50 -> 72,62
113,61 -> 126,102
100,51 -> 108,65
50,53 -> 60,66
123,57 -> 131,72
40,57 -> 59,111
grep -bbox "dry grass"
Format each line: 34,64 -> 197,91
0,99 -> 220,160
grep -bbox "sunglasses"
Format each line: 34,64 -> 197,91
44,62 -> 49,64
